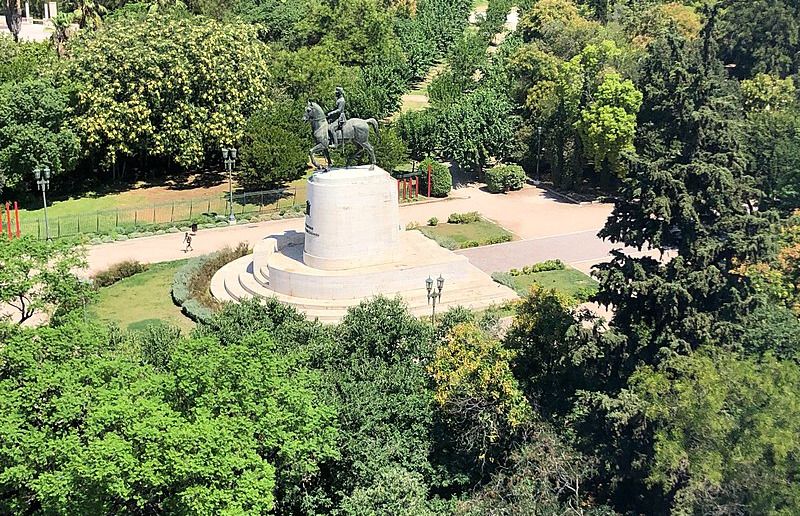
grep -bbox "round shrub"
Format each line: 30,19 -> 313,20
419,157 -> 452,197
485,164 -> 526,193
428,217 -> 439,226
115,234 -> 129,241
167,227 -> 180,233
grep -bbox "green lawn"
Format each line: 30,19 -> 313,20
89,259 -> 195,333
420,220 -> 513,249
507,268 -> 598,299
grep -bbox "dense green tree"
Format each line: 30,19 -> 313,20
67,13 -> 271,176
0,80 -> 80,191
0,237 -> 90,324
238,100 -> 309,188
321,297 -> 436,496
596,22 -> 775,361
395,108 -> 438,160
418,157 -> 451,197
574,72 -> 642,180
740,74 -> 800,212
235,0 -> 327,49
0,38 -> 54,83
455,425 -> 618,516
0,312 -> 338,515
437,88 -> 518,173
339,467 -> 438,516
717,0 -> 800,79
628,348 -> 800,515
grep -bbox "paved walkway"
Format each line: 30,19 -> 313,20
85,184 -> 617,275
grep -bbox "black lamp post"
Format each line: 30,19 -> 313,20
222,147 -> 237,223
33,165 -> 51,240
426,275 -> 445,324
534,126 -> 542,185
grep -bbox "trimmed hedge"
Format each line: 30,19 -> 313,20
509,259 -> 566,276
92,260 -> 149,288
172,243 -> 250,323
448,211 -> 481,224
485,164 -> 526,193
419,157 -> 452,197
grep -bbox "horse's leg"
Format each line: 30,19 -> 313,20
346,143 -> 364,168
362,141 -> 376,170
323,148 -> 332,169
310,143 -> 327,170
309,148 -> 319,170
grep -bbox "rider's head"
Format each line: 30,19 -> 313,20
335,86 -> 344,97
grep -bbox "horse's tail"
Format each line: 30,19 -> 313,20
367,118 -> 380,142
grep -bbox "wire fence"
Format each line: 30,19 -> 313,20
15,188 -> 298,240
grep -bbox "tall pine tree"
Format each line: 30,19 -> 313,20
594,12 -> 776,373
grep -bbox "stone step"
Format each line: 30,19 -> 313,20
211,254 -> 518,324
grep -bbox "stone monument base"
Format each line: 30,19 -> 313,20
210,229 -> 517,323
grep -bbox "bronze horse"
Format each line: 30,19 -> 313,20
302,100 -> 380,170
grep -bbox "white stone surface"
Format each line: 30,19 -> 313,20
209,164 -> 519,323
303,166 -> 399,270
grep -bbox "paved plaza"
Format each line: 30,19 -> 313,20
85,184 -> 637,279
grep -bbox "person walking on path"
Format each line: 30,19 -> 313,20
183,232 -> 193,252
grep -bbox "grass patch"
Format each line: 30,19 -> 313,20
89,259 -> 194,333
419,219 -> 513,250
494,267 -> 598,300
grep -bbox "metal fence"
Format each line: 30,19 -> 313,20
16,188 -> 298,240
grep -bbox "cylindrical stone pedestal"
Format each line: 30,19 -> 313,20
303,166 -> 399,270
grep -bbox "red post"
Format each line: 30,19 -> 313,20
427,164 -> 432,198
5,203 -> 11,240
397,179 -> 402,200
414,177 -> 419,198
14,201 -> 20,238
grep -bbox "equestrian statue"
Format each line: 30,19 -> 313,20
303,87 -> 380,171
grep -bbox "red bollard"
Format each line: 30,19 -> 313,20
14,201 -> 20,238
427,164 -> 432,198
414,177 -> 419,198
5,203 -> 11,240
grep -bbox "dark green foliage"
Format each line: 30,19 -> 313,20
597,25 -> 776,361
427,70 -> 473,107
455,425 -> 619,516
235,0 -> 324,49
136,321 -> 182,370
420,157 -> 452,197
0,80 -> 80,192
238,101 -> 309,188
482,0 -> 513,39
0,317 -> 339,515
373,125 -> 410,172
321,297 -> 439,496
485,164 -> 526,193
626,348 -> 800,515
437,88 -> 518,173
396,109 -> 439,161
413,0 -> 472,55
91,259 -> 149,288
744,107 -> 800,214
717,0 -> 800,79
